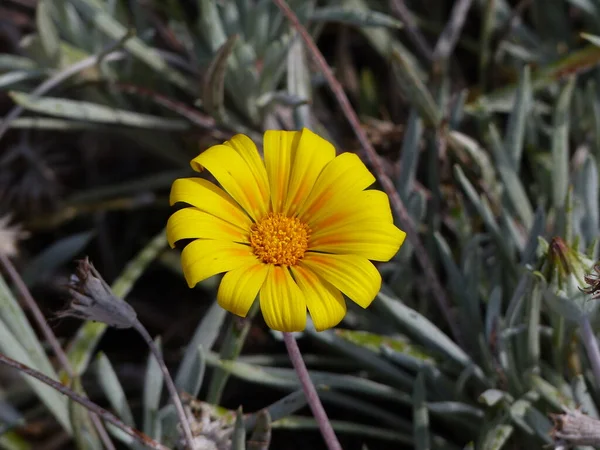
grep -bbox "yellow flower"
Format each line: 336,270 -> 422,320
167,128 -> 406,332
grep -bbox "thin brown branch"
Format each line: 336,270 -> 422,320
272,0 -> 463,347
0,351 -> 169,450
0,253 -> 115,448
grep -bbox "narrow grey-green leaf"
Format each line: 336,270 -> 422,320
232,409 -> 246,450
68,0 -> 195,93
245,391 -> 306,430
202,34 -> 238,121
0,70 -> 48,90
95,353 -> 135,426
391,48 -> 441,127
0,320 -> 70,432
413,373 -> 430,450
143,337 -> 164,438
310,6 -> 403,28
287,35 -> 311,129
480,423 -> 513,450
398,110 -> 423,200
197,0 -> 227,51
306,329 -> 414,388
68,377 -> 103,450
21,231 -> 94,286
9,92 -> 191,130
488,123 -> 534,228
552,76 -> 576,209
36,0 -> 61,65
175,299 -> 225,392
376,289 -> 487,384
505,65 -> 531,170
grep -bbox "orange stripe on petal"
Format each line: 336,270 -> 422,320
264,130 -> 300,213
169,178 -> 251,228
290,265 -> 346,332
166,208 -> 249,248
307,190 -> 393,231
309,222 -> 406,261
217,262 -> 269,317
224,134 -> 270,208
191,145 -> 268,221
298,153 -> 376,223
259,266 -> 306,332
284,128 -> 336,216
301,253 -> 381,309
181,240 -> 257,288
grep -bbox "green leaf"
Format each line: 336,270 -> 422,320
94,353 -> 135,426
0,276 -> 70,431
397,110 -> 423,200
271,416 -> 415,445
68,0 -> 196,93
202,34 -> 238,121
175,299 -> 225,395
205,353 -> 411,405
197,0 -> 227,51
68,377 -> 103,450
391,49 -> 441,127
306,329 -> 415,389
376,289 -> 488,385
245,391 -> 306,430
552,76 -> 576,210
310,6 -> 402,28
232,409 -> 246,450
413,373 -> 430,450
206,304 -> 258,404
505,65 -> 532,170
9,92 -> 191,130
36,0 -> 61,65
488,123 -> 534,228
21,231 -> 94,287
287,35 -> 311,129
143,337 -> 164,438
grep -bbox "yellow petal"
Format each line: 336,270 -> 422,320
166,208 -> 249,248
284,128 -> 336,216
181,240 -> 257,288
264,130 -> 301,213
290,265 -> 346,332
309,222 -> 406,261
191,145 -> 268,220
259,265 -> 306,332
301,253 -> 381,308
224,134 -> 270,210
169,178 -> 252,229
217,262 -> 269,317
307,189 -> 393,231
298,153 -> 376,223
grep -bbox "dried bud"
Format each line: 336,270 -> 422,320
59,257 -> 136,328
581,264 -> 600,299
551,409 -> 600,446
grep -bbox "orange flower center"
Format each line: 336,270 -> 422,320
250,212 -> 310,265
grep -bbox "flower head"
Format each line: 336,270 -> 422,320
58,257 -> 137,329
167,128 -> 406,332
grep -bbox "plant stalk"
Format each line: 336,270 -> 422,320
283,332 -> 342,450
133,320 -> 196,449
580,315 -> 600,388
